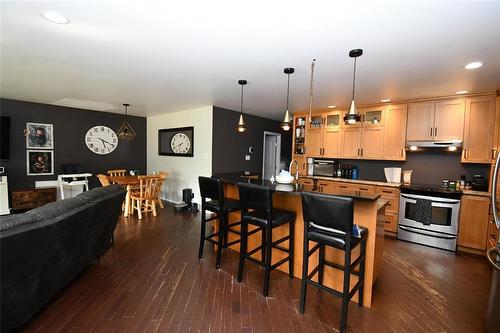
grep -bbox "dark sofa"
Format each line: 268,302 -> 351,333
0,185 -> 126,333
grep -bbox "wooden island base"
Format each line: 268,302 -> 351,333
222,184 -> 386,308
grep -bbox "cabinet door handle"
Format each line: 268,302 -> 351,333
357,148 -> 360,156
464,149 -> 468,159
400,148 -> 404,158
493,149 -> 497,160
435,127 -> 438,136
430,127 -> 433,136
361,148 -> 363,156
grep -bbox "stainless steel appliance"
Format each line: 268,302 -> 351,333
487,153 -> 500,333
312,159 -> 336,177
397,184 -> 461,251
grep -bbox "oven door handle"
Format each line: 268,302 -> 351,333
400,194 -> 459,205
399,225 -> 457,239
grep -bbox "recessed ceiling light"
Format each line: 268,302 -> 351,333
456,90 -> 468,95
327,105 -> 336,109
40,10 -> 70,24
464,61 -> 483,70
381,99 -> 391,103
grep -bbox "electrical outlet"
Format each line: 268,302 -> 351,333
245,155 -> 251,161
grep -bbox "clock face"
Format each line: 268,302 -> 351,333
170,133 -> 191,154
85,126 -> 118,155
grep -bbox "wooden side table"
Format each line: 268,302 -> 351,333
11,188 -> 57,211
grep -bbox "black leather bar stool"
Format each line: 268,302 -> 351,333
198,176 -> 242,269
237,182 -> 295,297
300,192 -> 367,333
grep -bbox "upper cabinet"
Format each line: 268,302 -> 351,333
406,102 -> 435,141
462,96 -> 496,163
407,99 -> 465,142
434,99 -> 465,141
305,111 -> 342,157
383,104 -> 407,160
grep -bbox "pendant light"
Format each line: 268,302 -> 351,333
117,103 -> 137,140
308,59 -> 316,125
281,67 -> 294,131
237,80 -> 247,133
344,49 -> 363,125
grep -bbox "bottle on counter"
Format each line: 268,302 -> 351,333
352,167 -> 358,180
460,175 -> 466,189
337,167 -> 342,178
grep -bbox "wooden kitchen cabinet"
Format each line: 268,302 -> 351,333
462,96 -> 496,163
458,195 -> 490,251
407,99 -> 465,142
341,127 -> 362,158
361,126 -> 384,159
305,127 -> 323,157
376,186 -> 400,234
434,99 -> 465,141
407,101 -> 435,141
305,111 -> 342,158
383,104 -> 407,160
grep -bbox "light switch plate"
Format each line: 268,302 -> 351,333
245,155 -> 251,160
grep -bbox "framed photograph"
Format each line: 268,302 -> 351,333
27,150 -> 54,176
158,126 -> 194,157
26,122 -> 54,149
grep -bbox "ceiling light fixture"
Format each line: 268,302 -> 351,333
40,10 -> 70,24
237,80 -> 247,133
344,49 -> 363,125
465,61 -> 483,70
281,67 -> 295,131
117,103 -> 136,140
456,90 -> 468,95
381,99 -> 391,103
328,105 -> 336,109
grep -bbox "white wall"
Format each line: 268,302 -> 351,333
147,106 -> 213,204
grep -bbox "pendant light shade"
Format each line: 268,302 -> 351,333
237,80 -> 247,133
343,49 -> 363,125
117,103 -> 136,140
281,67 -> 294,131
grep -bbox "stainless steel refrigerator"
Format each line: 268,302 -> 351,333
487,153 -> 500,333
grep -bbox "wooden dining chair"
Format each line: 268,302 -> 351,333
130,176 -> 163,219
107,169 -> 127,177
97,174 -> 111,187
157,170 -> 168,208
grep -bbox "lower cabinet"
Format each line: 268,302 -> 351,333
458,195 -> 490,251
376,186 -> 400,234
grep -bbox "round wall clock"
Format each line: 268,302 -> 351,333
85,126 -> 118,155
170,133 -> 191,154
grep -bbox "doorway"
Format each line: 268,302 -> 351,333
262,131 -> 281,181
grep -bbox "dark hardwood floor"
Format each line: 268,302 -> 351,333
22,204 -> 492,332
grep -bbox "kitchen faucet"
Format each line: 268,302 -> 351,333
289,159 -> 299,180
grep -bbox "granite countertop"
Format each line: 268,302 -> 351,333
300,175 -> 402,188
213,172 -> 381,202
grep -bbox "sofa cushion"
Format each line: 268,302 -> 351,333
30,197 -> 86,220
0,212 -> 42,232
76,184 -> 124,203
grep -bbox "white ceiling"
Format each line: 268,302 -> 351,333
1,1 -> 500,120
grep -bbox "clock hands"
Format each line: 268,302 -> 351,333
98,138 -> 115,148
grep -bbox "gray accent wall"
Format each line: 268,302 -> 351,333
212,106 -> 292,174
0,99 -> 147,190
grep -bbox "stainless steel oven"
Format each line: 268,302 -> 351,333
397,189 -> 461,251
312,159 -> 335,177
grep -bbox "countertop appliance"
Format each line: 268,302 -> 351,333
397,184 -> 462,251
312,159 -> 336,177
486,153 -> 500,333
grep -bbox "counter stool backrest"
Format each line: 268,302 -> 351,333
237,183 -> 273,216
301,192 -> 354,234
198,176 -> 224,203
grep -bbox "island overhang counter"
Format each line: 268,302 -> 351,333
213,173 -> 387,308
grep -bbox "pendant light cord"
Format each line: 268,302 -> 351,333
240,84 -> 244,114
286,73 -> 290,111
352,57 -> 357,101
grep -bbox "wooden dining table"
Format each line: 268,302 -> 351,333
108,175 -> 139,217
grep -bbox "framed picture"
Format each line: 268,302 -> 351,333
27,150 -> 54,176
26,122 -> 54,149
158,126 -> 194,157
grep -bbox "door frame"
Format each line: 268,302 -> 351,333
262,131 -> 281,180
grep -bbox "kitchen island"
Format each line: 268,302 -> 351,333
214,172 -> 387,307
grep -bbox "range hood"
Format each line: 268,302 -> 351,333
406,140 -> 463,151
